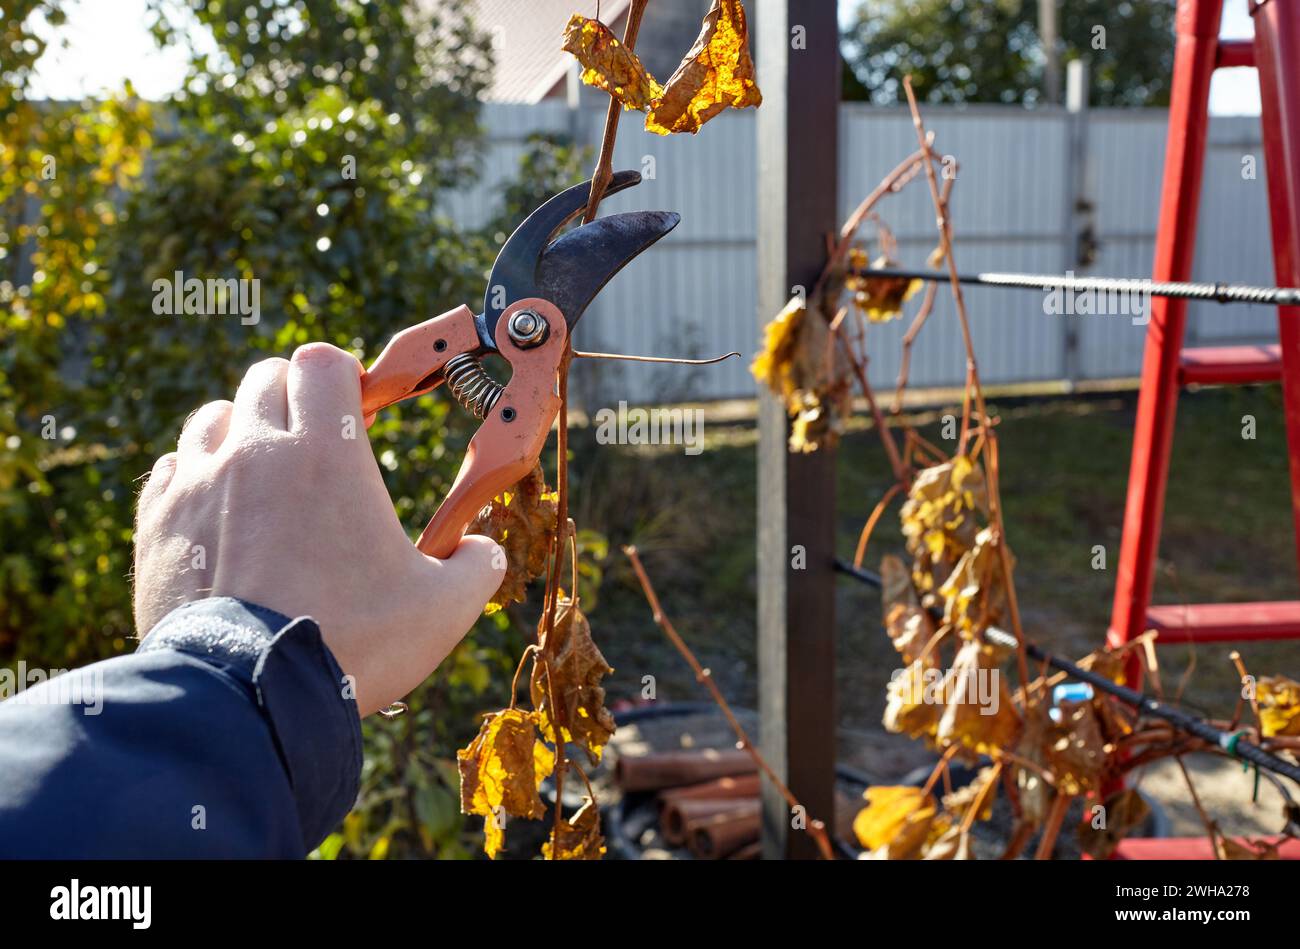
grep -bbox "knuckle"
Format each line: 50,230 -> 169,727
292,341 -> 351,367
246,356 -> 290,380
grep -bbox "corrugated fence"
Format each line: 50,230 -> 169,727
447,101 -> 1275,405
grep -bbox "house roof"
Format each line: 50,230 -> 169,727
467,0 -> 632,103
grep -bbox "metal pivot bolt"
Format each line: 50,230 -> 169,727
506,308 -> 548,348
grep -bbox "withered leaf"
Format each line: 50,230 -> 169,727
1045,700 -> 1107,796
941,765 -> 999,824
788,389 -> 838,454
457,708 -> 555,858
468,463 -> 557,614
750,295 -> 806,405
937,526 -> 1013,639
1078,788 -> 1149,860
883,657 -> 942,740
752,290 -> 853,454
530,597 -> 616,766
922,824 -> 975,860
542,796 -> 607,860
935,637 -> 1021,755
644,0 -> 762,135
845,249 -> 922,322
900,455 -> 988,602
1014,701 -> 1055,827
853,786 -> 941,858
1257,675 -> 1300,738
562,14 -> 663,110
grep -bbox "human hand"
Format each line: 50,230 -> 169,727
133,343 -> 505,717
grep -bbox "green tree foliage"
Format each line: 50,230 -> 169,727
2,0 -> 590,857
842,0 -> 1176,107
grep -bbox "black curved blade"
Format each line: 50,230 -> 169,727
479,169 -> 644,347
535,210 -> 680,332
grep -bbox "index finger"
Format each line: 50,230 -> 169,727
286,343 -> 365,439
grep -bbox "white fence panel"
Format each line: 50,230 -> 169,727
444,102 -> 1275,405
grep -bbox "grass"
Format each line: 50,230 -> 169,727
566,383 -> 1300,763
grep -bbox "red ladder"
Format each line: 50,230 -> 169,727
1107,0 -> 1300,860
1109,0 -> 1300,657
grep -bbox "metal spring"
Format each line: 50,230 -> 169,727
444,352 -> 505,419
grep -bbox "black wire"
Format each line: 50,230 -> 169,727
850,268 -> 1300,308
833,557 -> 1300,788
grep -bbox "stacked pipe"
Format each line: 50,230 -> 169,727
616,750 -> 762,858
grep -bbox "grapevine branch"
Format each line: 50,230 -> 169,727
537,0 -> 649,856
623,545 -> 836,860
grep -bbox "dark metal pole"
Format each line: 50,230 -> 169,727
756,0 -> 840,859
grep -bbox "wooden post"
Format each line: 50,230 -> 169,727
755,0 -> 840,860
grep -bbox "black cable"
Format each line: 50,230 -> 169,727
833,557 -> 1300,787
850,267 -> 1300,308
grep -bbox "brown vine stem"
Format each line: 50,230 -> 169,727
1173,754 -> 1222,858
811,148 -> 927,302
852,481 -> 903,570
892,281 -> 939,414
508,644 -> 539,710
623,545 -> 836,860
959,762 -> 1003,835
1229,651 -> 1262,733
901,77 -> 988,454
540,0 -> 649,856
894,81 -> 1032,697
920,744 -> 961,798
542,357 -> 572,850
985,433 -> 1031,694
581,0 -> 650,224
891,173 -> 954,414
1034,792 -> 1074,860
836,324 -> 906,483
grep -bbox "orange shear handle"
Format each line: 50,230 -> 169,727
359,300 -> 567,560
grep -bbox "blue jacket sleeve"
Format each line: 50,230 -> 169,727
0,597 -> 362,858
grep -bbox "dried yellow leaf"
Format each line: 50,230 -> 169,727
937,526 -> 1013,639
457,708 -> 554,858
787,389 -> 837,454
921,824 -> 974,860
1257,675 -> 1300,737
900,456 -> 987,600
853,786 -> 939,858
1045,700 -> 1107,796
562,14 -> 663,110
644,0 -> 762,135
941,765 -> 999,824
750,295 -> 805,404
542,796 -> 607,860
846,253 -> 922,322
883,658 -> 942,740
468,463 -> 557,614
531,597 -> 616,766
935,637 -> 1021,755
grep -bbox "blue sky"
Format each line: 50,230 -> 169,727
27,0 -> 1261,115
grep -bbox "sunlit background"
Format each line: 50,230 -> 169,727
26,0 -> 1262,113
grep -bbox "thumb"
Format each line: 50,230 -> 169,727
427,533 -> 507,615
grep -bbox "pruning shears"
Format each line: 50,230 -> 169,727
359,170 -> 678,559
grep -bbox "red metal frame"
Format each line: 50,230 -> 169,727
1109,0 -> 1300,660
1106,0 -> 1300,860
